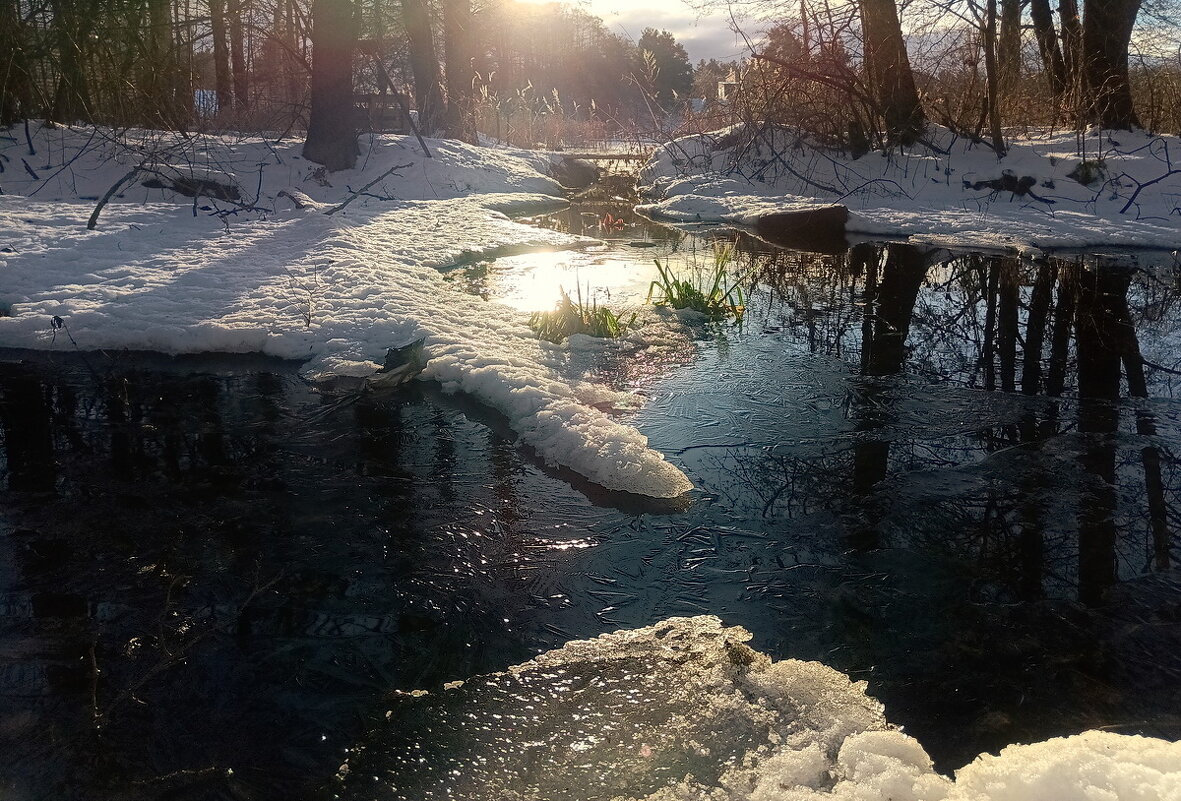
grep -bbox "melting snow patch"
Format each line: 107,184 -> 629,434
0,126 -> 692,497
336,616 -> 1181,801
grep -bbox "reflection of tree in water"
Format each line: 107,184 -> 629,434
732,242 -> 1178,596
700,242 -> 1181,766
0,359 -> 566,799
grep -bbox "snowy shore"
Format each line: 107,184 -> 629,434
0,126 -> 692,498
637,125 -> 1181,252
4,122 -> 1181,498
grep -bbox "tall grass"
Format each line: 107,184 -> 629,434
647,241 -> 746,323
529,285 -> 636,343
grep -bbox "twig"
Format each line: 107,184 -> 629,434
752,52 -> 875,108
27,126 -> 100,197
324,161 -> 413,215
87,166 -> 143,230
1119,168 -> 1181,215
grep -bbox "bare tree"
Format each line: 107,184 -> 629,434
1081,0 -> 1142,128
1030,0 -> 1069,98
858,0 -> 926,142
443,0 -> 476,142
303,0 -> 359,171
403,0 -> 446,134
210,0 -> 234,111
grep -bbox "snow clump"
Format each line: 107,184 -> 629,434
336,616 -> 1181,801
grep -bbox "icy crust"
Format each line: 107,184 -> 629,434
0,126 -> 692,498
636,126 -> 1181,251
339,617 -> 1181,801
339,616 -> 891,801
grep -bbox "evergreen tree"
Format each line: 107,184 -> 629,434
636,28 -> 693,110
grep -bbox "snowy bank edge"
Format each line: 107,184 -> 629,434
0,128 -> 694,499
635,126 -> 1181,252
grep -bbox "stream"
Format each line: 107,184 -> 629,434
2,179 -> 1180,800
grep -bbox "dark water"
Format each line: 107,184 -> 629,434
2,198 -> 1181,799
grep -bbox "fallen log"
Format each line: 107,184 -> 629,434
754,205 -> 849,254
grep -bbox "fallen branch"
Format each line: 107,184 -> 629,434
369,55 -> 432,158
87,166 -> 143,230
1119,167 -> 1181,215
1143,358 -> 1181,377
325,161 -> 414,215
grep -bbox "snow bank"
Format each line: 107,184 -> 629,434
339,616 -> 1181,801
0,125 -> 692,498
637,126 -> 1181,251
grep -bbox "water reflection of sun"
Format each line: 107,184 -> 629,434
491,247 -> 664,313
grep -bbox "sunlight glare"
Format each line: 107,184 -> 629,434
490,248 -> 664,312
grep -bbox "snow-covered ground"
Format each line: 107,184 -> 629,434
638,125 -> 1181,252
0,124 -> 691,497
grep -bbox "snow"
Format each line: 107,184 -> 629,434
342,616 -> 1181,801
637,125 -> 1181,252
0,124 -> 692,498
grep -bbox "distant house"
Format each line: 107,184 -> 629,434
717,69 -> 741,103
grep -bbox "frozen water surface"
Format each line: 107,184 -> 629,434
336,617 -> 891,800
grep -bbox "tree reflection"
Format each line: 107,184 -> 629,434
0,364 -> 56,491
742,241 -> 1177,599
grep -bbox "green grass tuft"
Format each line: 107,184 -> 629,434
529,285 -> 637,343
647,241 -> 746,323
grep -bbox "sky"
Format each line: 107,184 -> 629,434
531,0 -> 765,63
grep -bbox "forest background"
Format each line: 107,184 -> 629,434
2,0 -> 1181,170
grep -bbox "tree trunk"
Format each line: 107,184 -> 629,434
230,0 -> 251,112
858,0 -> 924,144
997,258 -> 1019,392
284,0 -> 303,108
982,0 -> 1007,154
851,243 -> 927,550
1021,262 -> 1057,394
303,0 -> 358,171
1109,282 -> 1171,570
1081,0 -> 1142,129
998,0 -> 1022,93
0,0 -> 33,123
443,0 -> 476,142
143,0 -> 177,124
980,258 -> 998,391
210,0 -> 234,111
50,0 -> 92,121
1045,265 -> 1075,396
403,0 -> 446,135
1030,0 -> 1068,97
864,244 -> 927,376
176,0 -> 196,123
1059,0 -> 1083,92
1073,265 -> 1126,605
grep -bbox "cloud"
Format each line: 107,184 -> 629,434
592,3 -> 760,62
